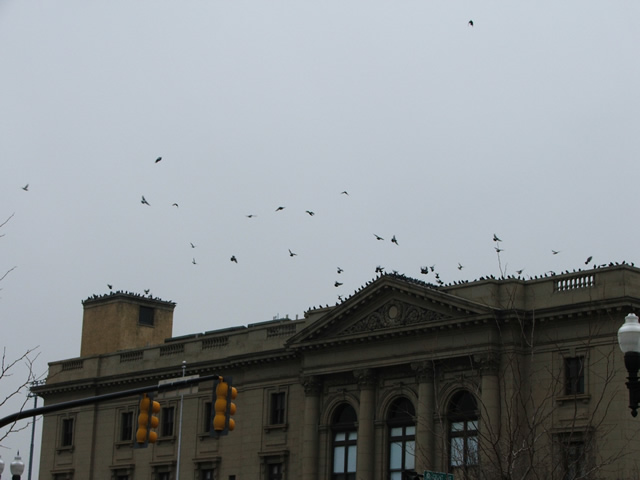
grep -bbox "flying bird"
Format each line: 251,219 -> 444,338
391,235 -> 398,245
275,206 -> 285,212
585,256 -> 593,265
341,191 -> 349,196
495,247 -> 504,253
144,289 -> 150,295
141,195 -> 150,206
337,267 -> 343,274
552,250 -> 560,255
430,265 -> 435,272
516,269 -> 524,275
190,243 -> 196,248
334,281 -> 343,287
420,267 -> 429,275
493,234 -> 501,242
468,20 -> 474,26
246,214 -> 257,218
375,265 -> 384,274
155,157 -> 162,163
230,255 -> 237,263
458,263 -> 464,270
172,203 -> 179,208
22,184 -> 29,191
374,234 -> 384,241
289,249 -> 297,257
305,210 -> 315,216
192,258 -> 197,265
107,284 -> 113,290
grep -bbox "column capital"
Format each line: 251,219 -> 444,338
411,361 -> 436,383
474,352 -> 500,376
353,368 -> 377,389
300,375 -> 322,396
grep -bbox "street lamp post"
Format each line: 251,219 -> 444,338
617,313 -> 640,417
9,454 -> 24,480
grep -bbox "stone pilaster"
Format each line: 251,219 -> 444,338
354,369 -> 376,480
411,361 -> 436,472
301,375 -> 322,480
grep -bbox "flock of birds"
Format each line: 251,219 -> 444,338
17,149 -> 614,307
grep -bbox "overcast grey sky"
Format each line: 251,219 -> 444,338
1,0 -> 639,473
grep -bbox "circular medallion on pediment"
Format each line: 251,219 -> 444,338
385,302 -> 403,325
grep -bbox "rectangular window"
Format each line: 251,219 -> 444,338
268,463 -> 283,480
120,411 -> 133,441
565,356 -> 585,395
162,406 -> 175,437
563,440 -> 586,480
270,392 -> 286,425
203,401 -> 212,433
200,469 -> 214,480
61,418 -> 74,446
158,473 -> 170,480
139,306 -> 155,326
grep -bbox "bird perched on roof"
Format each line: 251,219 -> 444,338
391,235 -> 398,245
468,20 -> 474,26
289,249 -> 297,257
374,234 -> 384,241
22,184 -> 29,191
155,157 -> 162,163
141,195 -> 150,206
230,255 -> 237,263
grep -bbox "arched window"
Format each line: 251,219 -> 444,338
388,397 -> 416,480
332,404 -> 358,480
448,391 -> 479,472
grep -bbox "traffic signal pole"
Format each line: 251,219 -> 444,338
0,373 -> 221,429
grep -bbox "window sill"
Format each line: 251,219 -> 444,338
264,423 -> 288,433
556,393 -> 591,405
56,445 -> 74,454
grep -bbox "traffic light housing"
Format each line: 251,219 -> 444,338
136,393 -> 160,447
212,376 -> 237,437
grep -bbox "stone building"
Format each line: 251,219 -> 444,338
34,265 -> 640,480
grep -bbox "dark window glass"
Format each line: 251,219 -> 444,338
162,406 -> 175,437
201,469 -> 214,480
563,440 -> 586,480
565,357 -> 585,395
270,392 -> 286,425
388,397 -> 416,480
448,391 -> 479,470
61,418 -> 74,446
203,401 -> 212,433
120,411 -> 133,441
139,306 -> 155,326
332,404 -> 357,480
267,463 -> 283,480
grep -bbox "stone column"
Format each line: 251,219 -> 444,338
301,375 -> 322,480
354,368 -> 376,480
411,361 -> 435,472
476,353 -> 501,475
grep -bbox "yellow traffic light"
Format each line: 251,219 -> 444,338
136,393 -> 160,448
212,376 -> 237,436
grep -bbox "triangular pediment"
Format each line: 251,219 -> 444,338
288,274 -> 495,349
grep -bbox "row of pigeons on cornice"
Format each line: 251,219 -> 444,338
82,290 -> 176,305
304,261 -> 637,313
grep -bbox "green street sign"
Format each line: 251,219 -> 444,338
424,470 -> 453,480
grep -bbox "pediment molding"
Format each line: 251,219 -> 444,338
339,299 -> 452,336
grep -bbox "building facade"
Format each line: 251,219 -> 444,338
35,265 -> 640,480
